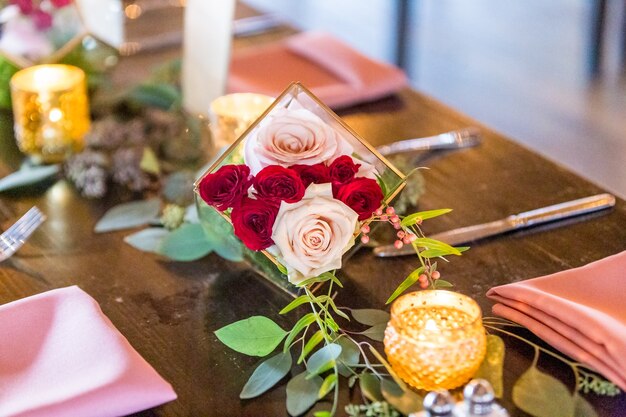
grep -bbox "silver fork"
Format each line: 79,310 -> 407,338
0,207 -> 46,262
376,127 -> 482,156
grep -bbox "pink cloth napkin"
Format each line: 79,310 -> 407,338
486,251 -> 626,390
0,286 -> 177,417
228,31 -> 408,108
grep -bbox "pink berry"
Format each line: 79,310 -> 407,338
396,231 -> 405,239
394,240 -> 403,249
361,224 -> 371,234
390,215 -> 400,223
416,218 -> 423,225
420,281 -> 429,289
408,233 -> 417,242
374,208 -> 383,216
393,223 -> 402,230
432,271 -> 441,280
418,274 -> 428,283
402,236 -> 411,244
386,207 -> 395,215
361,235 -> 370,244
380,215 -> 388,221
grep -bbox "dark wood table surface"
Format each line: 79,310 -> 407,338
1,5 -> 625,417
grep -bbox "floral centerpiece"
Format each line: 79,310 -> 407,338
194,83 -> 465,416
0,0 -> 123,108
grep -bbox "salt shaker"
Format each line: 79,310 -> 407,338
462,379 -> 509,417
422,390 -> 459,416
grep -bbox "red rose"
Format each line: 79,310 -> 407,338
198,164 -> 251,211
334,178 -> 384,221
253,166 -> 305,203
329,155 -> 360,185
50,0 -> 72,8
231,197 -> 279,251
289,163 -> 330,187
11,0 -> 33,14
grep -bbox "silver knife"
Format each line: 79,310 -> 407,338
373,193 -> 616,257
375,127 -> 481,156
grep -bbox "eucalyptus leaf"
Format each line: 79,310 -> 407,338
434,279 -> 454,288
240,351 -> 292,399
128,82 -> 181,110
286,371 -> 323,416
124,227 -> 170,253
0,164 -> 59,192
336,337 -> 361,377
158,223 -> 213,261
298,330 -> 325,364
360,372 -> 384,402
351,309 -> 390,326
512,365 -> 575,417
215,316 -> 287,357
185,204 -> 199,223
306,343 -> 342,377
94,199 -> 161,233
574,395 -> 599,417
475,335 -> 505,398
197,202 -> 243,261
381,378 -> 423,415
360,323 -> 387,342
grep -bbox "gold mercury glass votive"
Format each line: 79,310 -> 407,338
384,290 -> 487,391
10,64 -> 90,163
208,93 -> 274,148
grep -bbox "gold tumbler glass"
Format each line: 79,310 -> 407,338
384,290 -> 487,391
10,65 -> 90,163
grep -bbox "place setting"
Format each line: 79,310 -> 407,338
0,1 -> 625,417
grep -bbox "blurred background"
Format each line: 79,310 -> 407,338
242,0 -> 626,198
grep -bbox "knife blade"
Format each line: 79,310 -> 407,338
373,193 -> 616,257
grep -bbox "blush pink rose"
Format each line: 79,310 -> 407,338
244,107 -> 353,174
270,183 -> 359,284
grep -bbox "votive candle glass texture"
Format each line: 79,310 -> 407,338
10,64 -> 90,163
384,290 -> 487,391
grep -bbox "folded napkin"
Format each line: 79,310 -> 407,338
228,31 -> 408,108
0,286 -> 177,417
486,251 -> 626,390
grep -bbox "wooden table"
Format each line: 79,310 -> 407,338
1,7 -> 626,417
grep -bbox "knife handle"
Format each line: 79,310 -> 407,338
508,193 -> 616,228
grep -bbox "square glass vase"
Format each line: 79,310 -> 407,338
195,82 -> 405,297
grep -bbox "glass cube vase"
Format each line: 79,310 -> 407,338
195,82 -> 406,297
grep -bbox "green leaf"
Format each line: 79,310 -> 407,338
286,371 -> 323,416
197,203 -> 243,261
336,337 -> 361,377
434,279 -> 454,288
574,395 -> 599,417
360,323 -> 387,342
401,209 -> 452,227
325,315 -> 339,333
296,271 -> 339,288
513,365 -> 575,417
0,164 -> 59,192
240,351 -> 292,399
95,199 -> 161,233
298,330 -> 325,364
140,147 -> 161,175
386,266 -> 425,304
326,298 -> 350,321
314,412 -> 331,417
475,335 -> 505,398
351,309 -> 390,326
413,238 -> 462,256
128,82 -> 181,110
215,316 -> 287,357
280,295 -> 312,315
284,313 -> 317,351
158,223 -> 214,261
124,227 -> 170,253
306,343 -> 342,377
360,372 -> 384,402
318,373 -> 337,399
381,378 -> 424,415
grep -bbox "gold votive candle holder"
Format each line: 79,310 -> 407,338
10,64 -> 90,163
384,290 -> 487,391
208,93 -> 274,148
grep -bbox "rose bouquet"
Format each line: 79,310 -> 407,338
195,84 -> 464,416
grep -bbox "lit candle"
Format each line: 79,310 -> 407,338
10,64 -> 90,163
384,290 -> 487,391
182,0 -> 236,116
209,93 -> 274,148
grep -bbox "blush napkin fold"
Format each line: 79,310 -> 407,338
486,251 -> 626,390
0,286 -> 177,417
228,31 -> 408,108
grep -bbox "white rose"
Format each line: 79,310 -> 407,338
244,107 -> 353,174
271,183 -> 359,284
